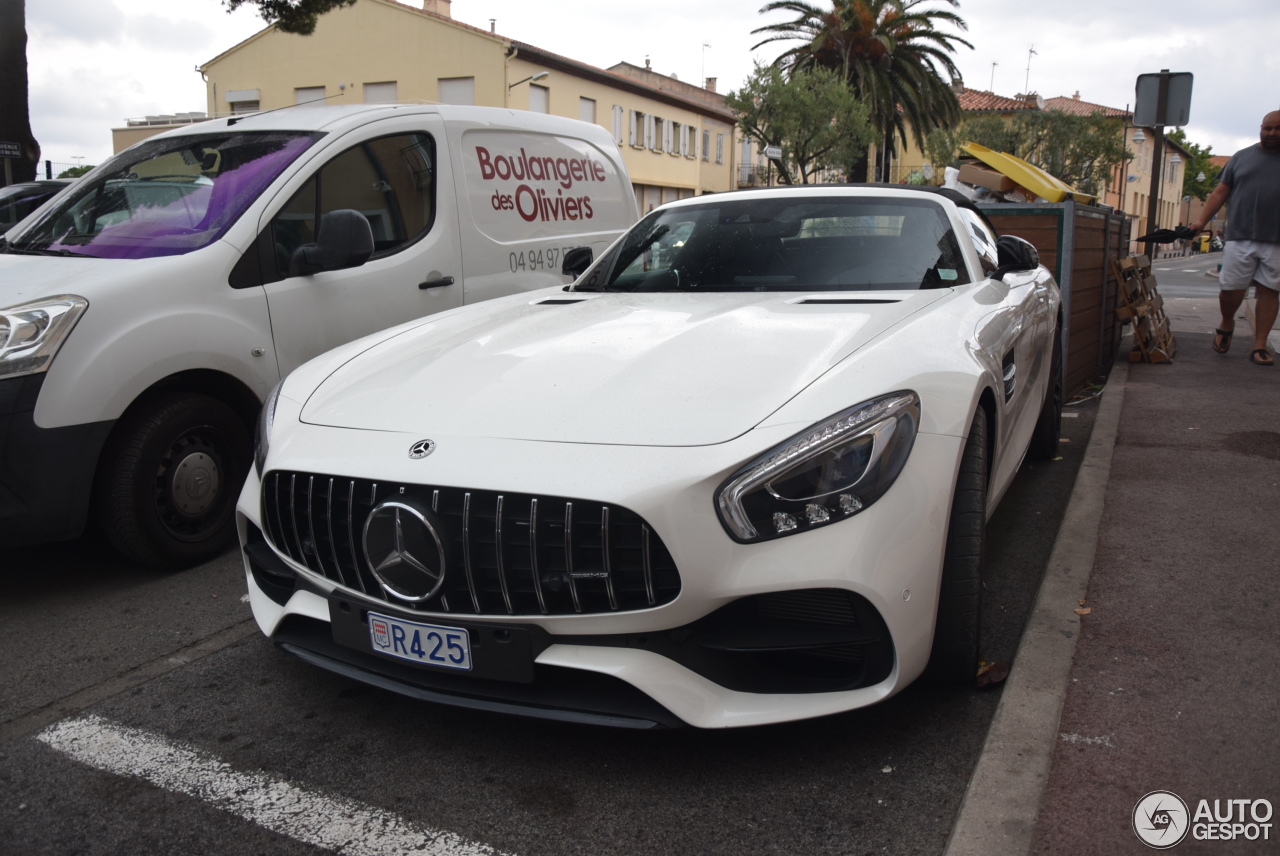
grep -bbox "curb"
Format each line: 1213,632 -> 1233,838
943,359 -> 1129,856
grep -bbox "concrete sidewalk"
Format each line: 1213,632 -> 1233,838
947,295 -> 1280,854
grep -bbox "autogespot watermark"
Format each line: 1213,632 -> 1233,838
1133,790 -> 1274,848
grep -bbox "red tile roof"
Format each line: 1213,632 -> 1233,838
1044,95 -> 1130,119
956,88 -> 1038,112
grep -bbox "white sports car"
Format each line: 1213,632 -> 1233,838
238,186 -> 1062,729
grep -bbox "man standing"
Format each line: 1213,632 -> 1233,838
1190,110 -> 1280,365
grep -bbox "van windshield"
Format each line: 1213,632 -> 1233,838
573,196 -> 971,292
7,131 -> 319,260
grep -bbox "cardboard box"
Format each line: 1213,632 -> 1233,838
958,163 -> 1017,193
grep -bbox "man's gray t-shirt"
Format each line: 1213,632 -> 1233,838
1221,143 -> 1280,243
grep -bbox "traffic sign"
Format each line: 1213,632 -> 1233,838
763,145 -> 782,160
0,142 -> 21,159
1134,72 -> 1193,127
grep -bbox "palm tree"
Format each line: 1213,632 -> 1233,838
752,0 -> 972,182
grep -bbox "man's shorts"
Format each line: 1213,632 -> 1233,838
1220,240 -> 1280,291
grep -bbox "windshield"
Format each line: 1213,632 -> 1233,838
575,196 -> 971,292
6,131 -> 319,259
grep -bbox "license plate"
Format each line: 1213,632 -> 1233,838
367,612 -> 472,672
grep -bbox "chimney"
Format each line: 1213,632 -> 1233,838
950,76 -> 964,95
489,18 -> 495,32
1072,90 -> 1081,100
705,77 -> 717,93
421,0 -> 451,17
645,56 -> 651,70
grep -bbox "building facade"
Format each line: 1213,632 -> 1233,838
191,0 -> 736,210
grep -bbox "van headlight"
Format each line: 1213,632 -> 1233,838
0,296 -> 89,380
715,392 -> 919,543
254,380 -> 284,477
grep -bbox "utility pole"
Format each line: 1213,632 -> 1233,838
990,62 -> 998,91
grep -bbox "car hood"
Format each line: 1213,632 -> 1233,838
301,290 -> 946,446
0,254 -> 116,306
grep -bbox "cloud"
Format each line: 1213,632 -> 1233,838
27,0 -> 126,45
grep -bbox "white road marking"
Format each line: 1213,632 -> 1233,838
37,715 -> 512,856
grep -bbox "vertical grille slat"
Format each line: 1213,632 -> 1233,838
462,492 -> 481,613
305,476 -> 322,575
261,470 -> 680,617
288,474 -> 307,562
345,480 -> 368,595
641,523 -> 656,607
601,506 -> 618,611
495,495 -> 513,614
529,498 -> 547,614
565,502 -> 582,613
325,478 -> 346,588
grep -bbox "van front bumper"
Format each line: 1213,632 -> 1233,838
0,374 -> 113,545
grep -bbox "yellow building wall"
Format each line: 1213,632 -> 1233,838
200,0 -> 734,199
201,0 -> 509,114
505,56 -> 733,195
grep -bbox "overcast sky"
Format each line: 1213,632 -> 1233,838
23,0 -> 1280,170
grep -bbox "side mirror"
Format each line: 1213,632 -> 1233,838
289,209 -> 375,277
562,246 -> 593,279
992,234 -> 1040,281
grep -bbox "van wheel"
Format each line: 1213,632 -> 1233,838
926,408 -> 988,684
98,392 -> 250,569
1029,323 -> 1063,460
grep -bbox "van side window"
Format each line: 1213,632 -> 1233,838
269,132 -> 436,279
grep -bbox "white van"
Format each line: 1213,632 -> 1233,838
0,104 -> 636,567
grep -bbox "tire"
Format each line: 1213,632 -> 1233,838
97,392 -> 251,569
926,408 -> 988,685
1029,323 -> 1063,460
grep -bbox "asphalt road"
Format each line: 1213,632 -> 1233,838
0,400 -> 1098,856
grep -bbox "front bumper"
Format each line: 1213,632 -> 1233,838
237,424 -> 963,728
0,374 -> 113,544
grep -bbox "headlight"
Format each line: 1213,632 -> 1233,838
716,391 -> 919,543
0,296 -> 89,380
254,379 -> 284,477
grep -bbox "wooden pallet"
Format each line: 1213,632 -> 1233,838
1111,254 -> 1177,363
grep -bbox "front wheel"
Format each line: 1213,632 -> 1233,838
926,408 -> 989,684
97,392 -> 251,569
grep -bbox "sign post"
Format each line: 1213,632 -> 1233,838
1134,71 -> 1193,254
763,145 -> 782,188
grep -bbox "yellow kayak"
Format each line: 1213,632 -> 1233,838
959,142 -> 1094,204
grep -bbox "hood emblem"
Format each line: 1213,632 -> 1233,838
362,500 -> 447,603
408,439 -> 436,459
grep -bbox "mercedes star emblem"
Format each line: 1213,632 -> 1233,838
362,500 -> 447,602
408,439 -> 436,459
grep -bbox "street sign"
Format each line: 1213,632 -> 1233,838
1134,71 -> 1193,127
763,145 -> 782,160
0,142 -> 21,159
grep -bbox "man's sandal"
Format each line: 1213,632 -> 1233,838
1213,328 -> 1233,354
1250,349 -> 1274,366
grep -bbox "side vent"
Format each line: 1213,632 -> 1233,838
1002,349 -> 1017,402
536,298 -> 591,305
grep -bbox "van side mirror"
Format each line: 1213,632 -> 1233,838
562,246 -> 593,279
289,209 -> 375,277
992,234 -> 1040,281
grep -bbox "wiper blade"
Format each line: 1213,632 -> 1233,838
3,243 -> 91,257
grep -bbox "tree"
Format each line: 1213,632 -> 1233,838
926,110 -> 1129,197
752,0 -> 972,182
0,0 -> 39,186
725,63 -> 872,185
57,165 -> 95,179
223,0 -> 356,35
1167,128 -> 1222,201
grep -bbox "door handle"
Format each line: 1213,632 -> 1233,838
419,276 -> 455,289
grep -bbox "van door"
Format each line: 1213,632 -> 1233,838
257,115 -> 464,376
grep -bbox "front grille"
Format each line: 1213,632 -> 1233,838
261,470 -> 681,616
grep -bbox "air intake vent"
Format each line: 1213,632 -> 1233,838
260,471 -> 681,617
